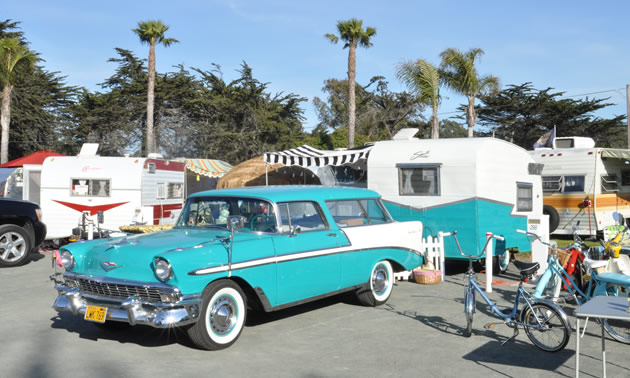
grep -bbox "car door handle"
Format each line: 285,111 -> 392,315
327,233 -> 337,237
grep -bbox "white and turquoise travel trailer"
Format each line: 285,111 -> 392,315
264,130 -> 544,270
366,133 -> 544,268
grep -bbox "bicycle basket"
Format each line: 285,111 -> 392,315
549,247 -> 571,267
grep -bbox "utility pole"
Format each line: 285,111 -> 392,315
627,84 -> 630,148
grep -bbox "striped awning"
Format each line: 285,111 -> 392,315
185,159 -> 233,178
264,145 -> 372,168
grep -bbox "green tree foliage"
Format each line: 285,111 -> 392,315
325,18 -> 376,148
0,38 -> 39,163
133,20 -> 179,155
440,48 -> 500,138
313,76 -> 423,147
0,20 -> 78,161
188,63 -> 306,164
396,59 -> 441,138
476,83 -> 627,148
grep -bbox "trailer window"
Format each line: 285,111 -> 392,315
168,183 -> 184,199
563,176 -> 585,193
516,183 -> 533,212
622,170 -> 630,186
601,174 -> 620,193
71,179 -> 110,197
398,166 -> 440,196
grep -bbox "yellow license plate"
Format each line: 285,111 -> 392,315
84,305 -> 108,323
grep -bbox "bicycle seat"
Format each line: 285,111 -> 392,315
513,260 -> 539,276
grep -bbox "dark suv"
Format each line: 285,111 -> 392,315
0,198 -> 47,267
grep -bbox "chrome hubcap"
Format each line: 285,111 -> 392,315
210,295 -> 237,336
0,232 -> 26,262
372,265 -> 388,295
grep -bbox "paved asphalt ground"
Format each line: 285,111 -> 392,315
1,251 -> 629,378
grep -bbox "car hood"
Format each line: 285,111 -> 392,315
68,227 -> 233,281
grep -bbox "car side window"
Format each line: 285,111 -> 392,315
278,201 -> 327,232
326,199 -> 391,227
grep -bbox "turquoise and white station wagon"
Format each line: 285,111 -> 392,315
53,186 -> 424,350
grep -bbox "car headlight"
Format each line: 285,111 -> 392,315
154,258 -> 173,281
60,250 -> 75,270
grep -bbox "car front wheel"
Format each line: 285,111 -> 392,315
357,260 -> 394,307
188,280 -> 247,350
0,224 -> 33,267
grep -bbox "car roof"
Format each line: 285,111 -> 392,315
189,185 -> 381,202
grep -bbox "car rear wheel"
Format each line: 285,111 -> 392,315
357,260 -> 394,307
0,224 -> 32,267
188,280 -> 247,350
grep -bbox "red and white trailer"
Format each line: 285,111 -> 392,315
40,144 -> 186,240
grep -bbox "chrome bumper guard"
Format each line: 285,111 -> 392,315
53,285 -> 202,328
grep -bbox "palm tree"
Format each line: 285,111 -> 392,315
133,20 -> 178,155
396,59 -> 441,139
325,18 -> 376,148
440,48 -> 500,137
0,38 -> 37,164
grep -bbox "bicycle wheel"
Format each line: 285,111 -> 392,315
521,302 -> 570,352
464,286 -> 475,337
603,285 -> 630,344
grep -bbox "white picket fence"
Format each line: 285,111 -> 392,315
394,232 -> 446,282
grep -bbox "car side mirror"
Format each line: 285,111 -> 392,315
290,225 -> 302,237
228,215 -> 246,231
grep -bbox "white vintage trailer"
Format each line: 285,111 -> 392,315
529,136 -> 630,236
40,144 -> 186,240
264,130 -> 545,269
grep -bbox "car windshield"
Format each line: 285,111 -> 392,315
176,196 -> 277,232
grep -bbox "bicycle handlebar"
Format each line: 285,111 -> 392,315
447,230 -> 505,258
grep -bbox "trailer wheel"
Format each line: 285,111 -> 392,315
543,205 -> 560,233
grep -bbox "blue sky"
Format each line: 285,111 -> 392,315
5,0 -> 630,133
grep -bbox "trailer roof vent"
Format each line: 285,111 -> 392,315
552,137 -> 595,149
392,128 -> 419,140
78,143 -> 99,157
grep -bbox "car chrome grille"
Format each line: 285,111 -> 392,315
77,278 -> 163,302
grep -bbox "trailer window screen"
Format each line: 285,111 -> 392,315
168,183 -> 184,199
71,179 -> 110,197
563,176 -> 585,193
601,174 -> 620,193
622,170 -> 630,186
516,183 -> 533,212
398,167 -> 439,196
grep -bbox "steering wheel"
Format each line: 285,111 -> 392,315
249,214 -> 268,230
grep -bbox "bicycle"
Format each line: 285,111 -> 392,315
446,230 -> 571,352
520,230 -> 630,344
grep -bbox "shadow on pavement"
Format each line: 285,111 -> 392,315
50,312 -> 195,348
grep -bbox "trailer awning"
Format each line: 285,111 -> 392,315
601,149 -> 630,161
264,145 -> 373,168
184,159 -> 233,178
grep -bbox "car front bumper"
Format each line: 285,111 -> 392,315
53,284 -> 202,328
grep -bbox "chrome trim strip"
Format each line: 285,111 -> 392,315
188,245 -> 422,276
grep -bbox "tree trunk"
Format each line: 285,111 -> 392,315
466,96 -> 477,138
146,42 -> 156,155
431,103 -> 440,139
0,84 -> 13,164
347,44 -> 357,148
